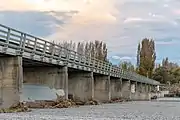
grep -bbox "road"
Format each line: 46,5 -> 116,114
0,101 -> 180,120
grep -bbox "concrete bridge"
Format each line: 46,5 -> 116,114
0,24 -> 160,108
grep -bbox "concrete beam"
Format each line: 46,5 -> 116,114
0,56 -> 22,108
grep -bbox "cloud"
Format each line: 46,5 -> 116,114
123,17 -> 151,23
0,0 -> 37,11
2,0 -> 180,65
112,56 -> 133,60
46,0 -> 119,42
0,0 -> 82,11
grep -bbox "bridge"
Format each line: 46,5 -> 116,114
0,24 -> 160,108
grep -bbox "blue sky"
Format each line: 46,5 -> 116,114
1,0 -> 180,65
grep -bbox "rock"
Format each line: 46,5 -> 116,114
75,101 -> 85,105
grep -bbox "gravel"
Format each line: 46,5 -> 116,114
0,101 -> 180,120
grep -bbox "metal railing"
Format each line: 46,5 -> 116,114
0,24 -> 159,85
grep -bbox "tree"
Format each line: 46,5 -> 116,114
137,38 -> 156,78
59,40 -> 108,61
119,61 -> 135,71
136,43 -> 140,69
152,66 -> 169,84
152,57 -> 180,84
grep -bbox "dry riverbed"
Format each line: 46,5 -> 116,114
0,98 -> 128,113
0,101 -> 180,120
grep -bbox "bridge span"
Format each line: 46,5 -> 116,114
0,24 -> 160,108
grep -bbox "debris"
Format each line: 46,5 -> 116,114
0,102 -> 31,113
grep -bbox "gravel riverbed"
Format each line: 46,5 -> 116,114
0,101 -> 180,120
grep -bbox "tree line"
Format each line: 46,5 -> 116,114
56,38 -> 180,85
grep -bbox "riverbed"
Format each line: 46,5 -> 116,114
0,101 -> 180,120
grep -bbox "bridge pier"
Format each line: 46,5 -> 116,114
130,81 -> 138,100
94,75 -> 111,102
137,83 -> 150,100
23,66 -> 68,99
110,77 -> 122,100
68,70 -> 94,101
121,80 -> 131,100
0,56 -> 22,108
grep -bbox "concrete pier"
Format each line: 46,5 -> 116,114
130,81 -> 138,100
0,56 -> 22,108
68,70 -> 94,101
94,75 -> 110,101
23,66 -> 68,98
110,77 -> 122,100
121,80 -> 131,99
0,57 -> 158,108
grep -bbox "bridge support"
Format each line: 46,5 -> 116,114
110,77 -> 122,100
130,81 -> 138,100
0,56 -> 22,108
68,70 -> 94,101
23,66 -> 68,99
137,83 -> 150,100
121,80 -> 131,100
94,75 -> 111,101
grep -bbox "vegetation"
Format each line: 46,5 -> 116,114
136,38 -> 156,78
57,38 -> 180,85
119,61 -> 135,71
152,57 -> 179,84
59,40 -> 108,61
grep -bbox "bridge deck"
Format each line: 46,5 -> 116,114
0,24 -> 159,85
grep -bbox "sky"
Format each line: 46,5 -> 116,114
0,0 -> 180,65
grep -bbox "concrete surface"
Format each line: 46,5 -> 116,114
0,56 -> 22,108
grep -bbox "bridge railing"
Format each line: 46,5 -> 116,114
0,24 -> 159,85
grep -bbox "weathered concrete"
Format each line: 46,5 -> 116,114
68,71 -> 94,101
0,56 -> 22,108
130,81 -> 138,100
110,77 -> 122,99
23,66 -> 68,98
94,75 -> 110,101
137,83 -> 150,100
121,80 -> 131,99
0,55 -> 157,108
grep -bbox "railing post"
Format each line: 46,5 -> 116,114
49,42 -> 55,63
6,28 -> 10,45
2,28 -> 10,53
57,46 -> 62,64
40,41 -> 47,61
30,37 -> 37,59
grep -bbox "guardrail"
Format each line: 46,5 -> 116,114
0,24 -> 160,85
